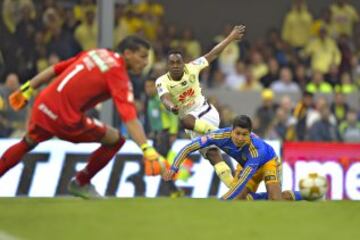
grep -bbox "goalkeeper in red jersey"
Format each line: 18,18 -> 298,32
0,36 -> 164,199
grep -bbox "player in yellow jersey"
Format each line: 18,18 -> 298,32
155,25 -> 246,188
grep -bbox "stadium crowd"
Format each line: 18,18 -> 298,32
0,0 -> 359,142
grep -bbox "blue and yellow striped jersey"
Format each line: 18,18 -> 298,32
171,127 -> 277,200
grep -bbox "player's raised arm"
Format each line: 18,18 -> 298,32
203,25 -> 246,63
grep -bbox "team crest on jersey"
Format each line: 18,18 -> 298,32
200,136 -> 207,144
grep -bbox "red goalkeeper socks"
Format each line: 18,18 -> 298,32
76,137 -> 125,186
0,139 -> 33,177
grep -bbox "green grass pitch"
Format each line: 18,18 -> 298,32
0,198 -> 359,240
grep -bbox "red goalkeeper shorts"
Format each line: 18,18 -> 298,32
28,107 -> 106,144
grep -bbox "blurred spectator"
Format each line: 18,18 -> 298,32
0,73 -> 27,137
225,60 -> 246,89
311,7 -> 337,39
211,69 -> 226,89
62,7 -> 81,34
282,0 -> 313,49
136,0 -> 164,41
47,23 -> 82,60
293,63 -> 310,90
239,67 -> 262,91
2,0 -> 36,34
351,56 -> 360,86
338,34 -> 354,74
249,50 -> 268,81
289,91 -> 314,140
253,89 -> 278,137
136,0 -> 164,18
301,27 -> 341,74
270,67 -> 300,94
279,95 -> 294,116
330,91 -> 349,123
42,7 -> 62,43
308,103 -> 341,141
339,109 -> 360,142
14,3 -> 38,80
266,107 -> 291,141
180,28 -> 201,60
334,72 -> 358,94
306,71 -> 333,93
324,64 -> 340,87
307,96 -> 337,129
260,58 -> 280,88
74,9 -> 97,50
330,0 -> 359,37
73,0 -> 96,22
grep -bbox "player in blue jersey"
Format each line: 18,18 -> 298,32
163,115 -> 303,200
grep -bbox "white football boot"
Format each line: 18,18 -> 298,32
68,178 -> 103,199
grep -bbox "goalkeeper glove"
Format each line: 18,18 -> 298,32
141,143 -> 167,176
9,81 -> 34,111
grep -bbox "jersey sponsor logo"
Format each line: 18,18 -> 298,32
178,88 -> 195,103
38,103 -> 58,120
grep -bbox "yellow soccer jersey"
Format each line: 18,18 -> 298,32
156,57 -> 208,116
330,4 -> 359,36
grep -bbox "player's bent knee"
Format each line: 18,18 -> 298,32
205,148 -> 222,165
101,126 -> 124,146
24,135 -> 38,150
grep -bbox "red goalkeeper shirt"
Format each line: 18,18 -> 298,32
34,49 -> 137,125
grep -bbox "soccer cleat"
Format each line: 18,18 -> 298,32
68,178 -> 103,199
169,189 -> 185,198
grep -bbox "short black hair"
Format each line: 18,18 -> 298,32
233,115 -> 252,132
167,49 -> 184,57
117,35 -> 150,53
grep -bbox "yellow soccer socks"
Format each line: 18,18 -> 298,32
214,161 -> 234,188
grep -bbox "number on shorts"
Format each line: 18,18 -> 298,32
57,64 -> 84,92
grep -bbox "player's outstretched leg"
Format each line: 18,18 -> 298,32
68,128 -> 125,199
0,137 -> 37,177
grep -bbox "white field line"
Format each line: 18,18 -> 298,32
0,231 -> 23,240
